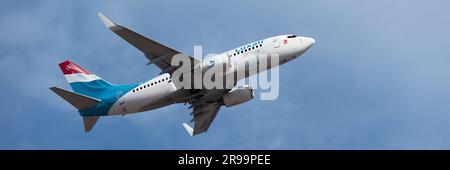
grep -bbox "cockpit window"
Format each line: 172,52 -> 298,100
287,35 -> 297,38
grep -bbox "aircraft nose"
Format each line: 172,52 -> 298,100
301,37 -> 315,49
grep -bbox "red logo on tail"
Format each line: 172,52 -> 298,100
59,60 -> 92,75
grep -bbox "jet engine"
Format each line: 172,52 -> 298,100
199,54 -> 232,73
223,85 -> 254,107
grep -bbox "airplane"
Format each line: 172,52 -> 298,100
50,13 -> 315,136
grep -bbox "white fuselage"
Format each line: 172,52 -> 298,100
108,35 -> 315,115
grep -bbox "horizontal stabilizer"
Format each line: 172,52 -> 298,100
182,123 -> 194,136
50,87 -> 101,110
83,116 -> 100,132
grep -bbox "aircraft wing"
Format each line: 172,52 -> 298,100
98,13 -> 201,74
183,102 -> 222,136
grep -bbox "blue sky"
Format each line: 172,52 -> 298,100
1,0 -> 450,149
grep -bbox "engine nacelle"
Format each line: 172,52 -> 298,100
199,54 -> 231,73
223,85 -> 254,107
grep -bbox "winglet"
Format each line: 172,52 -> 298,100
182,123 -> 194,136
97,12 -> 121,31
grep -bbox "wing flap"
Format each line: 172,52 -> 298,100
189,102 -> 221,136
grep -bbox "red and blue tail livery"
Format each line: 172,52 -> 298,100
59,60 -> 99,83
51,60 -> 137,131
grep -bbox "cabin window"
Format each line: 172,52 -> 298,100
287,35 -> 297,38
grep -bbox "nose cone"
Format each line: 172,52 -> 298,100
302,37 -> 315,49
295,37 -> 315,55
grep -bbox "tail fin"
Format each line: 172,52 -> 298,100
58,60 -> 114,99
83,116 -> 100,132
55,60 -> 137,132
